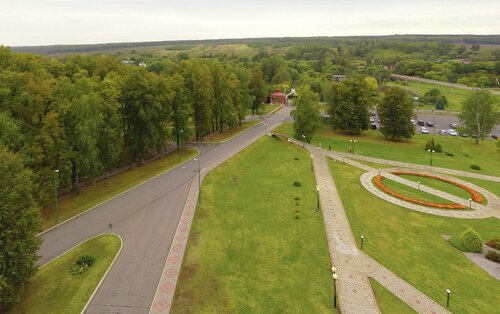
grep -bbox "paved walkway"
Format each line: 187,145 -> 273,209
310,148 -> 450,314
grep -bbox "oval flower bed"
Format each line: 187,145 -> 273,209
374,175 -> 466,209
390,171 -> 484,203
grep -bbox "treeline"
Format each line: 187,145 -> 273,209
0,46 -> 274,207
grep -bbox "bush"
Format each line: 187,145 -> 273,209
486,238 -> 500,250
445,152 -> 454,157
460,228 -> 483,253
70,255 -> 96,275
470,164 -> 481,170
485,251 -> 500,263
293,181 -> 302,187
424,138 -> 443,153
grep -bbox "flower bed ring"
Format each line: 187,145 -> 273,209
373,175 -> 466,210
390,171 -> 484,204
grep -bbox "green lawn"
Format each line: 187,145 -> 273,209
329,161 -> 500,313
43,147 -> 197,230
260,103 -> 282,115
377,177 -> 459,206
10,234 -> 121,314
203,120 -> 260,143
386,81 -> 498,112
274,122 -> 500,177
398,174 -> 486,204
171,137 -> 336,313
369,278 -> 416,314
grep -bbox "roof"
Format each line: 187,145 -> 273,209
270,90 -> 285,97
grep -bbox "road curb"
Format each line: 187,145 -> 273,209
81,233 -> 124,314
37,149 -> 200,238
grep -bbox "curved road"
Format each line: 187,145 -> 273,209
38,107 -> 292,313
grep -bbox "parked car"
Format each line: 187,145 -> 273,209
426,121 -> 434,127
417,120 -> 425,126
438,129 -> 448,135
369,117 -> 375,123
410,119 -> 416,125
492,134 -> 498,140
370,124 -> 377,130
461,133 -> 468,137
420,127 -> 429,134
448,129 -> 458,136
449,123 -> 458,129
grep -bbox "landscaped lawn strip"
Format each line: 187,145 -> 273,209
42,147 -> 197,230
398,174 -> 486,205
10,234 -> 121,314
203,120 -> 260,143
273,122 -> 500,176
171,137 -> 335,313
369,278 -> 416,314
376,177 -> 460,206
328,160 -> 500,314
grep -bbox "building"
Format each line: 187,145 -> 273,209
331,75 -> 347,82
270,90 -> 286,105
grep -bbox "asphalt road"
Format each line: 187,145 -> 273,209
38,107 -> 292,314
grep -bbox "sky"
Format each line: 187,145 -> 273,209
0,0 -> 499,47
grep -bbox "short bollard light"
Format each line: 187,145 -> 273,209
310,154 -> 314,172
360,235 -> 365,250
417,181 -> 421,190
446,289 -> 451,307
316,185 -> 320,212
332,273 -> 338,308
378,168 -> 381,176
468,198 -> 472,208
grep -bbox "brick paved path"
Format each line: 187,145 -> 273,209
310,148 -> 451,314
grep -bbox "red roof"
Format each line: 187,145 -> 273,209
270,90 -> 285,97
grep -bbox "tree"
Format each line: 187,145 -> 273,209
249,66 -> 266,115
292,85 -> 321,142
0,148 -> 41,309
421,88 -> 442,104
459,90 -> 499,144
325,79 -> 372,134
378,87 -> 415,141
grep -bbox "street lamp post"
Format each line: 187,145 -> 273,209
427,149 -> 435,166
350,139 -> 356,154
54,169 -> 60,224
446,289 -> 451,307
302,134 -> 306,147
177,129 -> 184,164
194,158 -> 201,204
360,235 -> 365,250
310,154 -> 314,172
332,273 -> 338,308
378,168 -> 381,176
316,185 -> 320,212
264,123 -> 268,135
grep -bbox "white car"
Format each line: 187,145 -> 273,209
439,129 -> 448,135
369,117 -> 375,123
410,119 -> 416,125
420,127 -> 429,134
448,129 -> 458,136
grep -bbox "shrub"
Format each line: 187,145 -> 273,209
485,251 -> 500,263
294,196 -> 301,201
293,181 -> 302,187
70,255 -> 96,275
470,164 -> 481,170
424,138 -> 443,153
460,228 -> 483,253
486,238 -> 500,250
445,152 -> 454,157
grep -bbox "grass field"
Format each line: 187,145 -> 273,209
274,122 -> 500,177
369,278 -> 416,314
10,234 -> 121,314
203,120 -> 260,143
377,177 -> 458,206
452,176 -> 500,197
42,147 -> 197,230
171,137 -> 336,313
329,161 -> 500,313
